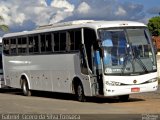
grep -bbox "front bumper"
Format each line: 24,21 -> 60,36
103,82 -> 158,96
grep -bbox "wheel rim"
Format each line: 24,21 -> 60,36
77,85 -> 83,101
23,82 -> 27,95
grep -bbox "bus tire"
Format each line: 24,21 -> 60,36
76,83 -> 86,102
119,95 -> 129,102
21,79 -> 31,96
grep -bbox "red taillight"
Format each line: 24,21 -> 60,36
131,87 -> 140,92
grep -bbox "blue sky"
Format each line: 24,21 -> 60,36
0,0 -> 160,37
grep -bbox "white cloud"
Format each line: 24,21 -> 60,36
0,0 -> 148,37
77,2 -> 91,14
51,0 -> 74,12
0,0 -> 55,29
49,0 -> 74,24
0,4 -> 11,25
66,0 -> 145,21
14,13 -> 26,25
114,6 -> 127,16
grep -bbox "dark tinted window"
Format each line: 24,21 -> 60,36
54,33 -> 59,51
75,30 -> 82,50
60,32 -> 66,51
10,38 -> 17,54
29,35 -> 39,53
3,39 -> 10,55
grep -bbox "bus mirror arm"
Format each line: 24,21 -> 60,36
96,39 -> 101,48
99,47 -> 104,58
95,39 -> 104,58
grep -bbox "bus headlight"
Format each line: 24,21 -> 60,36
148,78 -> 158,83
106,81 -> 121,86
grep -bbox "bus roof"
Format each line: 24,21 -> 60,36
3,20 -> 146,38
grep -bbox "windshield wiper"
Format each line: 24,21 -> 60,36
134,56 -> 149,73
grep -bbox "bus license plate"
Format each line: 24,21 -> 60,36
131,87 -> 140,92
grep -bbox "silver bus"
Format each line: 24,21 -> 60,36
2,20 -> 158,101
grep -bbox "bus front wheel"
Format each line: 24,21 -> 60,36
76,83 -> 86,102
22,80 -> 31,96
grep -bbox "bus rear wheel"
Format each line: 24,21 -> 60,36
76,83 -> 86,102
119,95 -> 129,102
22,80 -> 31,96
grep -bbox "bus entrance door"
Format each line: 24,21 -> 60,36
93,50 -> 104,95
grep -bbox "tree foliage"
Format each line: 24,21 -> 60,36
0,16 -> 9,32
147,16 -> 160,36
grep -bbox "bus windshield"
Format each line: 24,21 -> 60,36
99,28 -> 157,75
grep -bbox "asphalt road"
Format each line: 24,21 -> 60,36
0,86 -> 160,114
0,87 -> 160,120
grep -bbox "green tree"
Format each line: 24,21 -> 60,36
0,16 -> 9,32
147,16 -> 160,36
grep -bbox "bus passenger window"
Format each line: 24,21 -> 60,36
33,36 -> 39,53
29,36 -> 34,53
46,34 -> 52,52
68,31 -> 75,51
60,32 -> 66,51
54,33 -> 60,52
66,32 -> 71,51
10,38 -> 17,55
40,34 -> 45,52
75,30 -> 82,50
3,39 -> 10,55
17,37 -> 27,54
17,38 -> 22,54
29,35 -> 39,53
21,37 -> 27,53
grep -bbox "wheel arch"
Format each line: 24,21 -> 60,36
72,76 -> 83,94
20,73 -> 31,89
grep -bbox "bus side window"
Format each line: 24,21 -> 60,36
18,37 -> 27,54
66,32 -> 71,52
54,33 -> 60,52
3,39 -> 10,55
75,30 -> 82,50
29,36 -> 34,53
40,33 -> 52,53
40,34 -> 46,52
29,35 -> 39,54
17,38 -> 22,54
67,31 -> 74,51
33,36 -> 39,53
69,31 -> 75,51
21,37 -> 27,54
10,38 -> 17,55
60,32 -> 66,51
46,34 -> 52,52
